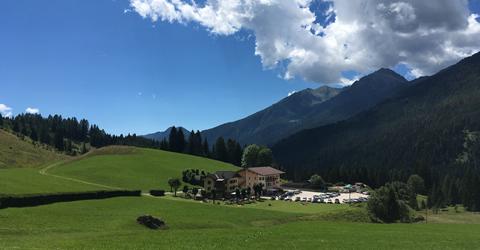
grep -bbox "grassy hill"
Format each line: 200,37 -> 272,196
0,129 -> 68,168
48,146 -> 239,190
0,168 -> 101,195
1,196 -> 479,249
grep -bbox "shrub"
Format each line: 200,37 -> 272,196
149,190 -> 165,197
367,182 -> 414,223
0,190 -> 141,209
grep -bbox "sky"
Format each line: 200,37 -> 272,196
1,0 -> 480,135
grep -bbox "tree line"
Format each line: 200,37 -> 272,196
159,126 -> 244,166
0,113 -> 160,155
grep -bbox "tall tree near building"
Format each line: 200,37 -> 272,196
214,137 -> 228,162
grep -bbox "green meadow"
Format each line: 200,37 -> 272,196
1,196 -> 480,249
1,140 -> 480,249
48,146 -> 238,190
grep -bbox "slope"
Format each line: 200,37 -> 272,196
48,146 -> 239,190
202,69 -> 407,146
273,52 -> 480,183
0,129 -> 68,168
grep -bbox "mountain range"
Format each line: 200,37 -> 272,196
272,51 -> 480,182
201,68 -> 408,146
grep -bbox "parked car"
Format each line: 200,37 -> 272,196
326,199 -> 332,204
294,190 -> 301,195
334,199 -> 340,204
307,198 -> 312,202
295,197 -> 301,202
301,197 -> 307,202
312,198 -> 319,203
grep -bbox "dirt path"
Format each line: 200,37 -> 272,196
39,156 -> 123,190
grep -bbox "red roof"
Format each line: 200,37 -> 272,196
245,167 -> 285,176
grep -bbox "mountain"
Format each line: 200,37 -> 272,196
202,68 -> 408,146
143,127 -> 190,141
272,52 -> 480,185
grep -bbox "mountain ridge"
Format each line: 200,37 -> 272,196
201,68 -> 408,146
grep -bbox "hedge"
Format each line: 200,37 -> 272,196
0,190 -> 141,209
149,190 -> 165,197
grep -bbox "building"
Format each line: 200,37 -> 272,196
204,171 -> 240,197
237,166 -> 285,191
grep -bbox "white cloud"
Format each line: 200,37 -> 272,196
130,0 -> 480,85
25,107 -> 40,114
0,104 -> 13,117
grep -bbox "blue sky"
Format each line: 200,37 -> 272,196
1,0 -> 480,135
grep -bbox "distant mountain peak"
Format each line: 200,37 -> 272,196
142,126 -> 190,141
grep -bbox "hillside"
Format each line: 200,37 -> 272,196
0,129 -> 68,168
48,146 -> 238,190
273,52 -> 480,184
202,69 -> 407,146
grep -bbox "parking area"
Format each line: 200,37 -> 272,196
275,190 -> 369,204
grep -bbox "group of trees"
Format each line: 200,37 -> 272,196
241,144 -> 273,168
367,175 -> 425,223
181,169 -> 208,186
159,127 -> 244,166
0,113 -> 160,155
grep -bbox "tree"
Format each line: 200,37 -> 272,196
241,144 -> 261,168
407,175 -> 425,195
177,129 -> 186,153
192,187 -> 199,199
257,147 -> 273,166
309,174 -> 326,189
80,143 -> 88,154
253,183 -> 264,199
183,185 -> 189,197
367,182 -> 413,223
168,178 -> 181,196
214,137 -> 228,162
202,138 -> 210,157
54,129 -> 65,150
168,127 -> 178,152
30,128 -> 38,141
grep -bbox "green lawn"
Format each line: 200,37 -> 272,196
0,168 -> 99,195
49,146 -> 238,191
1,196 -> 479,249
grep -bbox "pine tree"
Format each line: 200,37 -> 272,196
177,129 -> 186,153
202,139 -> 210,157
214,137 -> 227,162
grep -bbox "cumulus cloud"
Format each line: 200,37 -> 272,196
25,107 -> 40,114
130,0 -> 480,84
0,104 -> 13,117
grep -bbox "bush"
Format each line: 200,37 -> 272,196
0,190 -> 141,209
149,190 -> 165,197
137,215 -> 166,230
367,182 -> 414,223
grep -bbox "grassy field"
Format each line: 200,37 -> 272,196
48,146 -> 238,191
0,168 -> 99,195
0,129 -> 68,168
1,141 -> 480,249
1,196 -> 480,249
